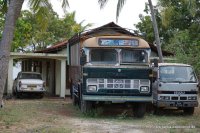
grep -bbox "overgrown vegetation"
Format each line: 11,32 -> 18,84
1,99 -> 200,132
10,10 -> 92,52
135,0 -> 200,75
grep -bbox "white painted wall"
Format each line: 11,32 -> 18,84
58,48 -> 67,54
55,60 -> 61,95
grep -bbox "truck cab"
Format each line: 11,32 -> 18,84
152,63 -> 199,115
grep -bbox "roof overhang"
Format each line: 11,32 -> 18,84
10,52 -> 67,60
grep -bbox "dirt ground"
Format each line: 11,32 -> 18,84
0,97 -> 200,133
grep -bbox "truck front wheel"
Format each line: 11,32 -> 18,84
183,107 -> 194,115
133,103 -> 146,118
81,100 -> 93,114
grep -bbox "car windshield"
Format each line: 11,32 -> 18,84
121,49 -> 147,63
159,66 -> 197,82
20,73 -> 42,80
90,49 -> 118,64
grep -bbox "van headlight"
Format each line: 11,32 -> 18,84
87,85 -> 97,92
159,96 -> 170,100
188,96 -> 197,100
140,86 -> 149,93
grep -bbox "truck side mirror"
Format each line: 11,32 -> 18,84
80,56 -> 86,65
80,50 -> 86,65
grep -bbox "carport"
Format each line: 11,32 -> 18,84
7,52 -> 67,98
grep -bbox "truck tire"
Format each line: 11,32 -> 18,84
81,100 -> 92,113
133,103 -> 146,118
183,107 -> 194,115
72,93 -> 78,106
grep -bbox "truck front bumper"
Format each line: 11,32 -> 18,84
82,95 -> 152,102
156,100 -> 198,107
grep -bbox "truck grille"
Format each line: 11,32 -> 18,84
87,78 -> 150,90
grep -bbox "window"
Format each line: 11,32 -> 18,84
90,49 -> 117,64
121,50 -> 147,63
20,73 -> 42,80
159,66 -> 197,82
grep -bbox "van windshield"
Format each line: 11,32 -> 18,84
159,66 -> 197,83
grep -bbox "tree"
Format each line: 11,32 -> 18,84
98,0 -> 164,62
11,10 -> 92,52
0,0 -> 69,108
135,0 -> 200,75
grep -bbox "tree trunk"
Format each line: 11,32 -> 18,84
0,0 -> 24,108
148,0 -> 164,63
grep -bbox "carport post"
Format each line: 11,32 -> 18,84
60,59 -> 66,98
7,57 -> 13,95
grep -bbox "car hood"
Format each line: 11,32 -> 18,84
19,79 -> 44,85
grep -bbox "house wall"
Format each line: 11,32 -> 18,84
57,48 -> 67,54
55,60 -> 61,95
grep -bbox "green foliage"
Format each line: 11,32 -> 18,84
0,0 -> 7,14
11,10 -> 92,52
167,30 -> 200,74
135,0 -> 200,76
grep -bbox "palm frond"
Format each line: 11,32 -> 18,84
116,0 -> 126,22
98,0 -> 108,9
61,0 -> 69,13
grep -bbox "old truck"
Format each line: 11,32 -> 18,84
68,28 -> 153,117
152,63 -> 199,115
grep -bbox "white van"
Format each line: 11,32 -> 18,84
152,63 -> 199,115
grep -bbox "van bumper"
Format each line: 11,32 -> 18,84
156,101 -> 198,107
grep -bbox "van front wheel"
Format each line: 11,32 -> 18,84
183,107 -> 194,115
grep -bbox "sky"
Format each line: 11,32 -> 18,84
52,0 -> 157,29
23,0 -> 157,30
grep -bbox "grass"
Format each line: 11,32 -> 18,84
0,98 -> 200,132
0,98 -> 76,133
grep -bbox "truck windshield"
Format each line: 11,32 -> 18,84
121,49 -> 147,63
159,66 -> 197,83
90,49 -> 118,64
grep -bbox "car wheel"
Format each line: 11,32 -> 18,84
38,93 -> 44,99
16,92 -> 22,99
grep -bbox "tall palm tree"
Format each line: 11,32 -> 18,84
0,0 -> 69,108
98,0 -> 164,62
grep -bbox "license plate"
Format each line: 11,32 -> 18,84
174,91 -> 185,95
176,102 -> 183,107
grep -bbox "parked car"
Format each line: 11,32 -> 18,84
13,72 -> 46,98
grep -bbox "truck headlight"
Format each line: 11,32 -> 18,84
159,96 -> 170,100
87,85 -> 97,92
140,86 -> 149,93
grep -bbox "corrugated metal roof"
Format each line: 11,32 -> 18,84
35,40 -> 68,53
